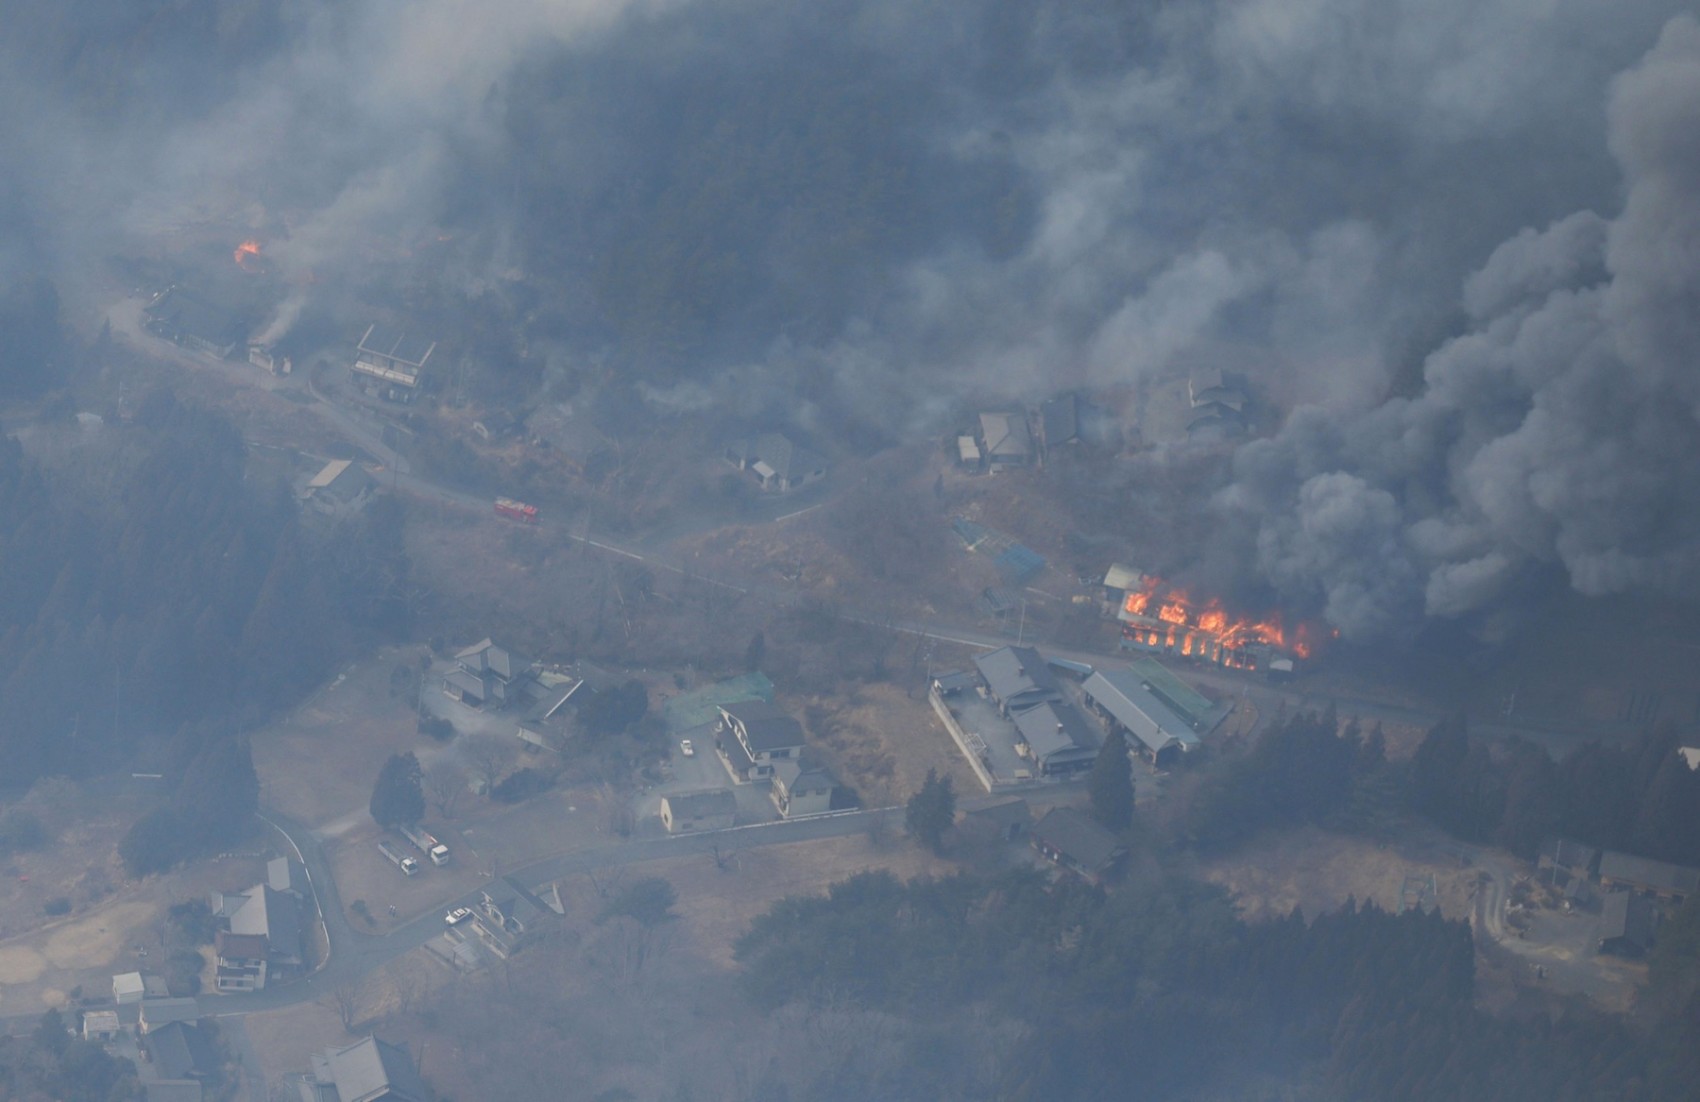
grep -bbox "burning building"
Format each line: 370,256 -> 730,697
1105,567 -> 1316,670
351,323 -> 436,401
248,344 -> 292,375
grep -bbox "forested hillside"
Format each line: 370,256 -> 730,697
733,868 -> 1700,1101
0,392 -> 409,790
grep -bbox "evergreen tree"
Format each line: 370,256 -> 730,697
369,752 -> 426,828
905,768 -> 955,854
178,737 -> 259,846
1088,731 -> 1134,831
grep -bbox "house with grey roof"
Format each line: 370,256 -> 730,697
977,412 -> 1033,470
973,646 -> 1062,716
660,789 -> 737,833
716,700 -> 806,780
1082,667 -> 1203,767
1597,852 -> 1700,901
351,323 -> 435,399
1012,700 -> 1101,777
139,997 -> 200,1035
445,638 -> 536,709
82,1009 -> 121,1042
770,756 -> 837,819
724,432 -> 827,492
1031,807 -> 1125,884
296,1036 -> 427,1102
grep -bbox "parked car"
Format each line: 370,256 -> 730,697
680,739 -> 695,757
445,907 -> 473,926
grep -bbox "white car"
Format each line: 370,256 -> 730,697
680,739 -> 695,757
444,907 -> 474,926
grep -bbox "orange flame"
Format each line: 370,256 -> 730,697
234,239 -> 263,272
1118,572 -> 1323,666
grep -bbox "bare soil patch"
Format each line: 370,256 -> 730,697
1194,825 -> 1476,923
252,645 -> 441,829
552,832 -> 954,971
799,682 -> 979,808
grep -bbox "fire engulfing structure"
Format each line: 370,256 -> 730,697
1107,567 -> 1322,670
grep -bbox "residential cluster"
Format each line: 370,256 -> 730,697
930,644 -> 1228,790
1537,837 -> 1700,958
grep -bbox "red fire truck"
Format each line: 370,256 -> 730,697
493,497 -> 539,523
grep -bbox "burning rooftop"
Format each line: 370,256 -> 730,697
1105,567 -> 1322,669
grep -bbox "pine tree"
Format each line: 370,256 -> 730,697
370,752 -> 426,828
905,768 -> 955,853
1088,730 -> 1134,831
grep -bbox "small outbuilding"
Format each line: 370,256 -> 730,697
660,789 -> 737,834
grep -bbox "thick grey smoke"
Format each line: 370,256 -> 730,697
4,1 -> 1698,638
1215,16 -> 1700,638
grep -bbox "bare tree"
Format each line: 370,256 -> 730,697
584,866 -> 626,900
325,977 -> 363,1034
390,961 -> 426,1017
464,735 -> 514,796
423,761 -> 464,818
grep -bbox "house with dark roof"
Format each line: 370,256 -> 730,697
1188,365 -> 1247,410
958,798 -> 1032,845
469,878 -> 563,960
1597,852 -> 1700,901
1031,807 -> 1125,884
444,639 -> 536,709
143,288 -> 245,358
716,700 -> 806,780
296,1036 -> 427,1102
230,884 -> 305,976
214,931 -> 270,992
770,756 -> 837,819
660,789 -> 737,833
1012,700 -> 1101,776
724,432 -> 827,493
1598,891 -> 1660,956
1082,667 -> 1204,767
1040,394 -> 1081,450
973,646 -> 1062,716
143,1020 -> 217,1082
304,459 -> 374,515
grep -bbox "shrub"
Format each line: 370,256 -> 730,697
417,715 -> 455,742
0,808 -> 49,855
492,768 -> 551,804
43,897 -> 71,917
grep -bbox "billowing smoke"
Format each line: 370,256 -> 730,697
1216,16 -> 1700,638
4,1 -> 1699,639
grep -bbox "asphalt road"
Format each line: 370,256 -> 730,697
207,804 -> 904,1016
